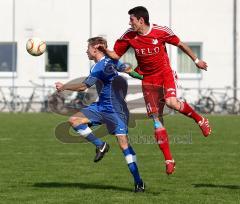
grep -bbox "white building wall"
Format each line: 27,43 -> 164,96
0,0 -> 238,95
172,0 -> 234,89
91,0 -> 170,48
0,0 -> 13,40
0,0 -> 91,89
237,0 -> 240,90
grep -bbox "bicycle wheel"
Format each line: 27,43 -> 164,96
196,97 -> 215,114
9,96 -> 24,112
225,97 -> 240,114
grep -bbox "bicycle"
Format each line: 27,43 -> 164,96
204,87 -> 240,114
194,89 -> 215,114
0,87 -> 24,112
24,81 -> 53,112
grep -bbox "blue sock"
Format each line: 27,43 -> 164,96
123,146 -> 142,184
151,115 -> 163,129
73,124 -> 104,147
85,133 -> 104,147
154,121 -> 162,129
128,146 -> 136,155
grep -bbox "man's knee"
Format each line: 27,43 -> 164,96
165,97 -> 180,110
68,116 -> 88,126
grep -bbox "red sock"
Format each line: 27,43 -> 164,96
154,128 -> 172,161
179,102 -> 202,123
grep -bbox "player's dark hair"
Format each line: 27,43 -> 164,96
87,36 -> 107,48
128,6 -> 150,26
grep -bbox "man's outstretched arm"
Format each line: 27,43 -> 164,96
55,82 -> 88,92
177,41 -> 208,71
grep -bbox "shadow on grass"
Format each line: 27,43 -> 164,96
33,182 -> 131,192
193,184 -> 240,190
33,182 -> 161,195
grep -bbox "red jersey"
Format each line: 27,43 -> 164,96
114,24 -> 180,76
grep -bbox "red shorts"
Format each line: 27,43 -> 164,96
142,68 -> 177,116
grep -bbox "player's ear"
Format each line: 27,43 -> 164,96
139,17 -> 145,24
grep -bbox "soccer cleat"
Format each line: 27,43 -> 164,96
94,142 -> 110,162
165,160 -> 175,175
134,181 -> 145,193
198,117 -> 211,137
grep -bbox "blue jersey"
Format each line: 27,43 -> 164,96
83,56 -> 127,113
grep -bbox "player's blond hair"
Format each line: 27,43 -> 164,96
87,37 -> 107,48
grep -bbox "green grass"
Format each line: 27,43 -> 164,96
0,113 -> 239,204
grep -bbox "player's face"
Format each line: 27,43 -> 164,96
129,15 -> 143,32
86,44 -> 96,60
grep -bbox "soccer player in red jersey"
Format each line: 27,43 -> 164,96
98,6 -> 211,175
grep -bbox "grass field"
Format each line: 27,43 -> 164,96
0,113 -> 239,204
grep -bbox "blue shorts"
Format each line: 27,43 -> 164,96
81,103 -> 129,135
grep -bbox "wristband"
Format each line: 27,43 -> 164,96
194,58 -> 199,64
129,71 -> 143,80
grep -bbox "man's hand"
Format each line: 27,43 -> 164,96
195,59 -> 208,71
55,82 -> 64,92
124,66 -> 133,73
122,63 -> 133,73
94,44 -> 107,53
120,63 -> 143,80
94,44 -> 120,60
178,42 -> 208,71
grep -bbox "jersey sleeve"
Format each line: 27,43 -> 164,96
83,75 -> 98,88
83,65 -> 102,87
113,29 -> 132,57
161,26 -> 180,46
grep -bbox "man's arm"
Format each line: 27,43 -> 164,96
177,41 -> 208,71
97,40 -> 143,79
96,45 -> 121,60
105,49 -> 120,60
55,82 -> 88,92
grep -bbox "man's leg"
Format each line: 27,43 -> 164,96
152,114 -> 175,174
69,111 -> 109,162
158,87 -> 165,125
164,69 -> 211,137
165,97 -> 211,137
105,111 -> 144,192
142,80 -> 175,174
116,135 -> 145,192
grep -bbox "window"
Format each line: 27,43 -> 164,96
177,43 -> 202,78
0,43 -> 17,72
45,43 -> 68,72
120,47 -> 137,68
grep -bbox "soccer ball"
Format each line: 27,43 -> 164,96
26,37 -> 46,56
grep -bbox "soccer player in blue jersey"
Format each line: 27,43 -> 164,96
55,36 -> 145,192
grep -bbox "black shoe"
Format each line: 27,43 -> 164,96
94,142 -> 110,162
134,181 -> 145,193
